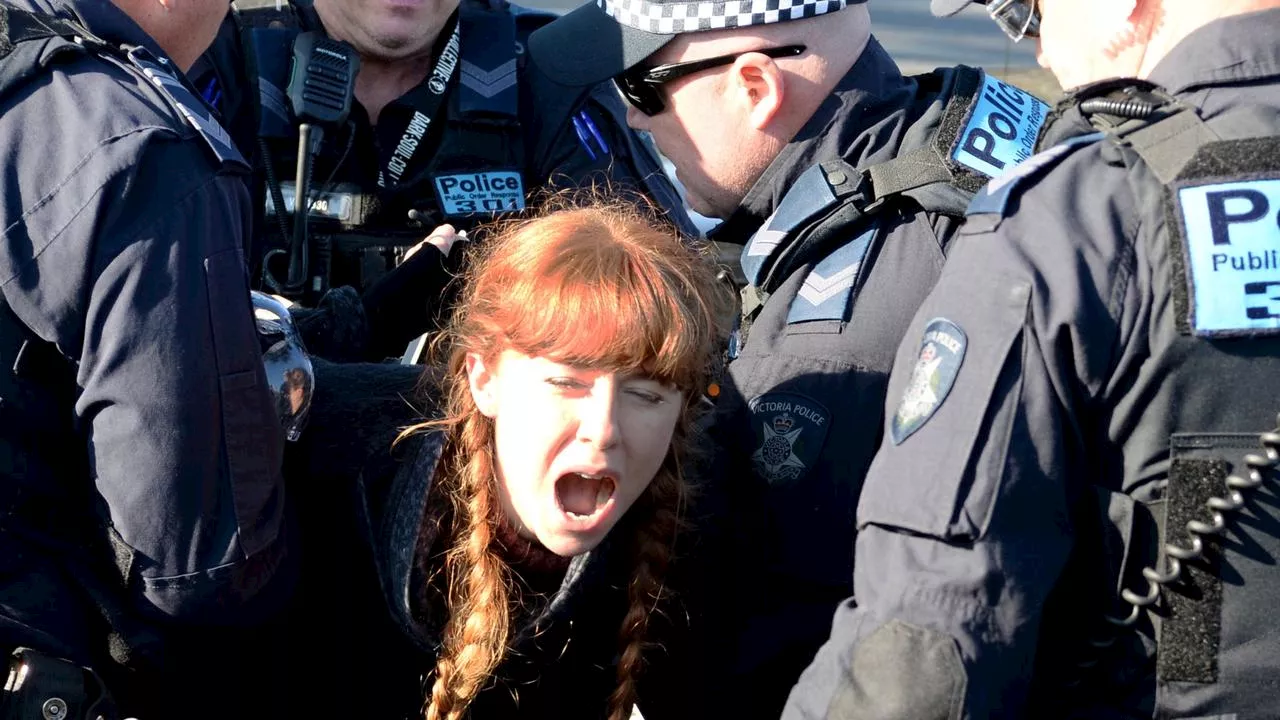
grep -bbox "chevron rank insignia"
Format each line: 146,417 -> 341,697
460,59 -> 517,99
786,224 -> 877,324
749,392 -> 830,485
891,318 -> 966,445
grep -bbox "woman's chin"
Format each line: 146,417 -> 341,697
535,522 -> 609,558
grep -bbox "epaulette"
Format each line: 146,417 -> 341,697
965,132 -> 1104,218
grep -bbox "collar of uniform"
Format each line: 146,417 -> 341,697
32,0 -> 171,62
290,0 -> 326,33
714,35 -> 915,245
1147,8 -> 1280,95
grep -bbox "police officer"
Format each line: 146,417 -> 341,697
785,0 -> 1280,717
529,2 -> 1047,717
0,0 -> 294,718
195,0 -> 695,361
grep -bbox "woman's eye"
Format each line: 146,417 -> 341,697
627,388 -> 665,405
547,377 -> 586,390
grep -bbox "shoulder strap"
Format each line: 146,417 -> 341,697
231,0 -> 302,139
743,66 -> 1021,296
431,0 -> 522,175
866,65 -> 992,202
457,0 -> 518,120
0,5 -> 246,169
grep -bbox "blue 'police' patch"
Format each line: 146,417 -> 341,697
433,170 -> 526,217
1176,177 -> 1280,336
891,318 -> 967,445
952,74 -> 1049,178
749,391 -> 830,485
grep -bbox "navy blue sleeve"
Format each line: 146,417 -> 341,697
781,144 -> 1137,719
2,117 -> 294,625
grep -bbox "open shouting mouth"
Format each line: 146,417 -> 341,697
554,470 -> 618,529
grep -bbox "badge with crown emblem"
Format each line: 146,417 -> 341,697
749,392 -> 830,486
891,318 -> 967,445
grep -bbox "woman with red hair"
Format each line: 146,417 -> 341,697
302,200 -> 732,720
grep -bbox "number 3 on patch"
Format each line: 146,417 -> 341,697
1177,177 -> 1280,336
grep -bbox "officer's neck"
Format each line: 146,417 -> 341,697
355,55 -> 435,125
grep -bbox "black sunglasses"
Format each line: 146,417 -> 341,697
614,44 -> 807,117
986,0 -> 1040,42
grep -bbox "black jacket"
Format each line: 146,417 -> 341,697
0,0 -> 291,716
286,358 -> 711,719
786,9 -> 1280,719
700,35 -> 1047,719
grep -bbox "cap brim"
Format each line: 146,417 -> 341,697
930,0 -> 978,17
528,3 -> 676,87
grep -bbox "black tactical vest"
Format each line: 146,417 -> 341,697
1035,82 -> 1280,717
230,0 -> 557,296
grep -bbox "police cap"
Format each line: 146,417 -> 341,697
530,0 -> 867,88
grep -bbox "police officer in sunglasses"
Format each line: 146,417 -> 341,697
529,3 -> 1046,718
785,0 -> 1280,717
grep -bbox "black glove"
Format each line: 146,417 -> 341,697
359,241 -> 457,361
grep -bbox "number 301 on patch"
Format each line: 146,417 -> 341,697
433,170 -> 526,217
1177,178 -> 1280,336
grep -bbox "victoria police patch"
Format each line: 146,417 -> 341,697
891,319 -> 967,445
749,391 -> 830,486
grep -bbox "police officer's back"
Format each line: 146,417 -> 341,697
0,0 -> 293,717
786,1 -> 1280,717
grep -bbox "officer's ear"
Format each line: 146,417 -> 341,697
728,52 -> 785,131
465,352 -> 499,418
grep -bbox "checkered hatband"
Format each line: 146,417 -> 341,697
599,0 -> 853,33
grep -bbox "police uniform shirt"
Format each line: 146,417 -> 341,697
0,0 -> 288,662
783,9 -> 1280,720
700,35 -> 1047,719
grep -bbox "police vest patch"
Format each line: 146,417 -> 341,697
749,391 -> 830,485
432,170 -> 526,217
1176,177 -> 1280,336
891,318 -> 967,445
952,74 -> 1049,178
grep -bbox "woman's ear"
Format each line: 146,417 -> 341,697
465,352 -> 498,418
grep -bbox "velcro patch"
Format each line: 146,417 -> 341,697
749,391 -> 830,486
891,318 -> 966,445
432,170 -> 526,217
1175,177 -> 1280,336
952,74 -> 1049,178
